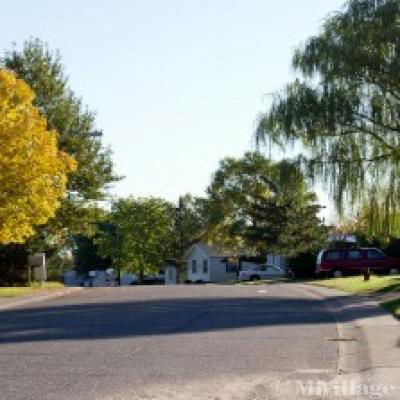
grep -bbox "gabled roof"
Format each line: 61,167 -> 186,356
185,242 -> 246,258
196,243 -> 232,257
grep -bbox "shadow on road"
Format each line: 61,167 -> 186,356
0,293 -> 388,344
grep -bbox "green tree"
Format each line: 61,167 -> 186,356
256,0 -> 400,235
73,235 -> 111,275
96,197 -> 171,281
352,194 -> 400,242
167,194 -> 209,279
1,38 -> 119,246
205,152 -> 290,250
206,152 -> 328,256
244,184 -> 328,257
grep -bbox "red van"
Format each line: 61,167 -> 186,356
316,248 -> 400,278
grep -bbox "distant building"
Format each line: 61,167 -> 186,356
329,232 -> 357,244
185,242 -> 286,283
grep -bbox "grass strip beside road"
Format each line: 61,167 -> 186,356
311,275 -> 400,294
310,275 -> 400,319
0,282 -> 64,298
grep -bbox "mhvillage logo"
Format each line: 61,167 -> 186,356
295,379 -> 395,399
275,372 -> 397,399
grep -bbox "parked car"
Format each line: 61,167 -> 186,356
316,248 -> 400,278
143,269 -> 165,285
239,264 -> 283,281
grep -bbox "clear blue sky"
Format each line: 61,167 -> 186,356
2,0 -> 345,217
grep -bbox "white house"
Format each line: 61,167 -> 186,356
185,243 -> 286,283
329,232 -> 357,243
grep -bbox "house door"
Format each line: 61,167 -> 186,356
165,267 -> 177,285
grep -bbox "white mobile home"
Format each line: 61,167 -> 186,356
185,243 -> 286,283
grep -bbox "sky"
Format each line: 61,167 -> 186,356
1,0 -> 345,219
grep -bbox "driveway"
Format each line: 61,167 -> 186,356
0,284 -> 375,399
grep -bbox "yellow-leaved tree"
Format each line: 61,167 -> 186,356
0,69 -> 76,244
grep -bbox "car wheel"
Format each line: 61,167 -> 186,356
250,275 -> 261,281
332,269 -> 343,278
389,268 -> 399,275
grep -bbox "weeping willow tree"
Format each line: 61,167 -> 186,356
256,0 -> 400,236
355,189 -> 400,240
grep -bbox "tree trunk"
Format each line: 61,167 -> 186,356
363,267 -> 370,281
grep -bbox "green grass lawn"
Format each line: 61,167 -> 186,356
310,275 -> 400,319
311,275 -> 400,294
0,282 -> 64,298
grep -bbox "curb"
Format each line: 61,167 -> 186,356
296,284 -> 400,399
295,284 -> 371,374
0,287 -> 83,312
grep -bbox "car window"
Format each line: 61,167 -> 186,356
325,251 -> 342,261
367,250 -> 385,260
347,250 -> 363,260
260,265 -> 267,271
252,266 -> 260,271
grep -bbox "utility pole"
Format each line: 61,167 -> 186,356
112,224 -> 122,286
88,130 -> 103,138
178,197 -> 184,258
174,196 -> 185,283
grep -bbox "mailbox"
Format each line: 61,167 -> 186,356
34,265 -> 47,282
28,253 -> 47,282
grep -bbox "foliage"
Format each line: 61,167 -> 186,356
1,38 -> 119,246
96,197 -> 171,280
2,38 -> 118,200
383,238 -> 400,258
245,185 -> 327,257
288,251 -> 319,278
0,244 -> 29,286
0,69 -> 76,244
256,0 -> 400,235
204,152 -> 277,250
206,152 -> 328,256
73,234 -> 111,274
168,194 -> 208,262
354,198 -> 400,242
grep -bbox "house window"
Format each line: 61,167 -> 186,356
191,259 -> 197,274
203,259 -> 208,274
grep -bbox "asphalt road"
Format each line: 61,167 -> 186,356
0,284 -> 341,400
